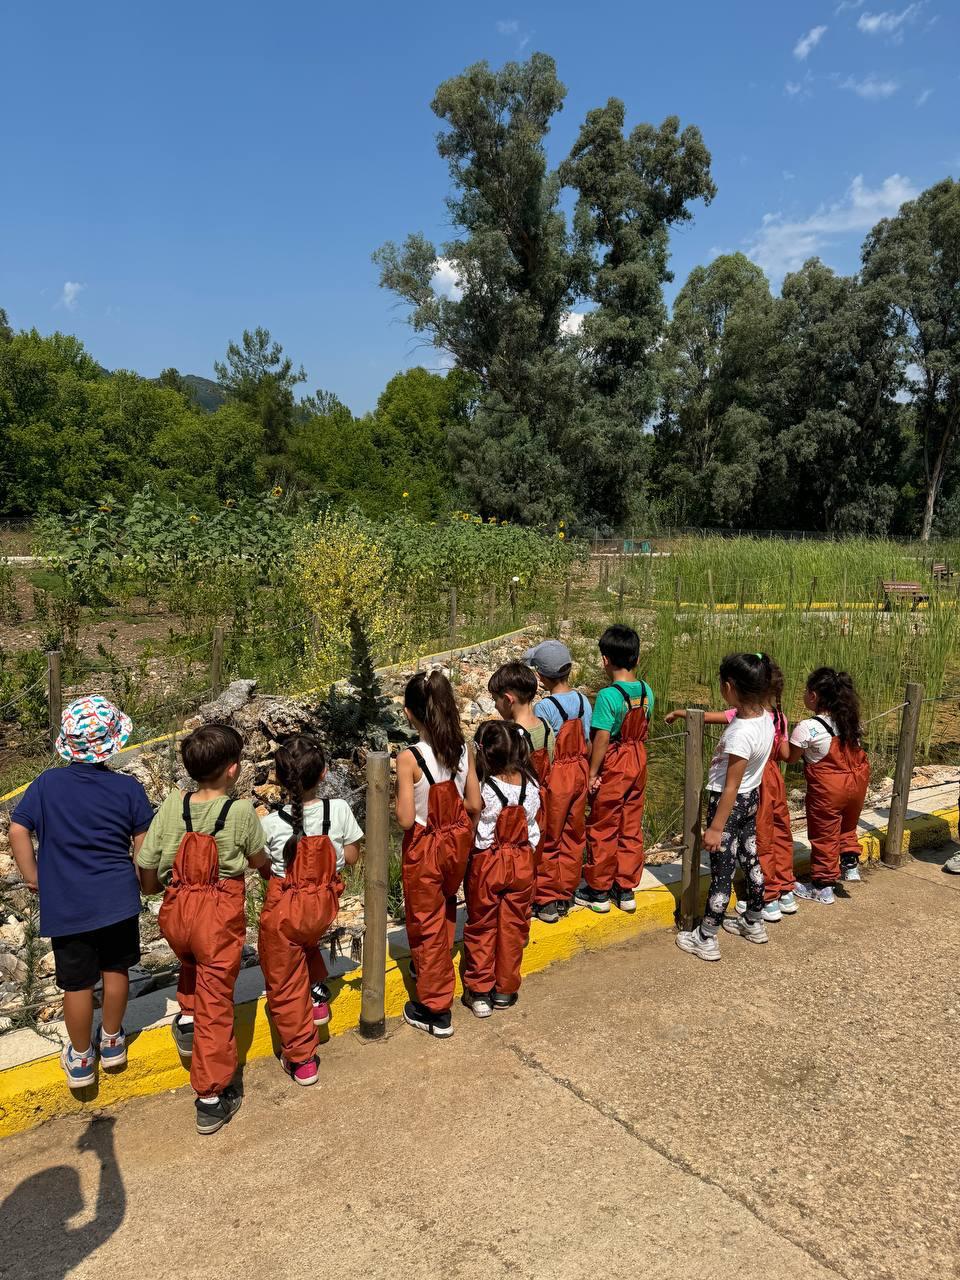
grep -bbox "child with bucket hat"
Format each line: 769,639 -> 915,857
8,696 -> 154,1090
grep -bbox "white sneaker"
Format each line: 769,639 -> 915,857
736,899 -> 782,923
840,863 -> 862,882
778,891 -> 798,914
722,916 -> 769,944
675,928 -> 721,962
794,881 -> 835,905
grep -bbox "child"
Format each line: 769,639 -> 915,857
788,667 -> 870,904
523,640 -> 592,923
487,661 -> 555,785
137,724 -> 267,1135
258,736 -> 361,1086
675,653 -> 775,962
462,721 -> 541,1017
8,696 -> 154,1089
667,655 -> 796,923
396,670 -> 481,1038
576,625 -> 652,915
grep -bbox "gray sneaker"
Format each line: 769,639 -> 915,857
944,851 -> 960,875
195,1085 -> 242,1136
722,916 -> 769,944
171,1014 -> 194,1060
675,928 -> 721,962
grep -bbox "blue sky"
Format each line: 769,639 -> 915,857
2,1 -> 956,413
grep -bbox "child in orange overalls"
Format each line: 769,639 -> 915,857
258,737 -> 362,1086
577,625 -> 653,915
667,655 -> 796,923
462,721 -> 541,1018
138,725 -> 268,1136
789,667 -> 870,905
487,660 -> 555,796
396,671 -> 482,1038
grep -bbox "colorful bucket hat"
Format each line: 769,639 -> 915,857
56,695 -> 132,764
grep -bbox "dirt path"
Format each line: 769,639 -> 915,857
1,849 -> 958,1280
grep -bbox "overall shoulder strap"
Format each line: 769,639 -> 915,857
181,792 -> 194,832
613,682 -> 633,708
212,797 -> 235,836
813,716 -> 836,737
277,808 -> 293,827
519,776 -> 527,804
545,695 -> 569,723
322,798 -> 331,836
487,778 -> 508,807
577,692 -> 584,718
410,745 -> 435,786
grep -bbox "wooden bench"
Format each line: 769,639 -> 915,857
933,562 -> 954,584
878,580 -> 929,610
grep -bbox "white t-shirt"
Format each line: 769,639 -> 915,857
707,713 -> 774,793
411,741 -> 469,827
475,779 -> 541,851
789,714 -> 837,765
260,798 -> 363,877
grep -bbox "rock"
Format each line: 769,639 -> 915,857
0,917 -> 26,949
182,715 -> 203,732
0,854 -> 18,884
476,695 -> 496,715
0,951 -> 28,985
38,951 -> 57,978
198,679 -> 258,722
138,910 -> 162,945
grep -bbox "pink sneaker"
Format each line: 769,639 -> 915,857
282,1055 -> 319,1087
312,983 -> 331,1027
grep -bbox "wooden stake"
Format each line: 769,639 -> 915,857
882,681 -> 924,869
618,576 -> 625,612
210,625 -> 224,696
448,586 -> 457,649
707,569 -> 715,612
679,709 -> 704,930
46,650 -> 62,751
359,751 -> 391,1039
807,577 -> 817,612
675,576 -> 682,612
563,576 -> 571,617
737,579 -> 745,613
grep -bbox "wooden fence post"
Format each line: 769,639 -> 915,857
487,584 -> 496,629
618,576 -> 625,612
707,569 -> 715,612
563,576 -> 571,617
210,625 -> 224,696
737,579 -> 745,613
679,709 -> 704,929
882,681 -> 923,869
46,650 -> 62,750
807,577 -> 817,612
359,751 -> 391,1039
509,577 -> 519,623
675,576 -> 682,612
448,586 -> 457,649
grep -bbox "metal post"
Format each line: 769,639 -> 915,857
359,751 -> 391,1039
679,710 -> 704,929
447,586 -> 457,649
210,625 -> 224,696
883,682 -> 924,868
46,650 -> 62,750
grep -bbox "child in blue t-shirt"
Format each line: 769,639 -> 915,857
8,696 -> 153,1090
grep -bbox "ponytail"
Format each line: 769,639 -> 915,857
274,736 -> 326,868
404,670 -> 465,774
474,719 -> 540,788
718,652 -> 773,703
806,667 -> 862,745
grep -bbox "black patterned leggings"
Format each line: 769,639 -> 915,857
701,788 -> 763,935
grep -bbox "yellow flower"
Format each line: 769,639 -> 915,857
559,520 -> 565,528
224,498 -> 236,509
558,531 -> 565,540
402,491 -> 409,499
71,526 -> 81,534
271,485 -> 284,498
98,505 -> 112,514
487,517 -> 496,524
188,514 -> 200,525
500,519 -> 508,526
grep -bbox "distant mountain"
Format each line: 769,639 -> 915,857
181,375 -> 226,413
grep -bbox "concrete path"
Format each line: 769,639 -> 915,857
1,850 -> 958,1280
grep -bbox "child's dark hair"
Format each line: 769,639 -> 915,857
487,661 -> 538,704
474,719 -> 539,788
181,723 -> 244,784
404,670 -> 464,774
767,655 -> 786,735
718,652 -> 772,704
275,736 -> 326,866
599,625 -> 640,671
806,667 -> 862,744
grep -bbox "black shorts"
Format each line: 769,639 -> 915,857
51,915 -> 141,992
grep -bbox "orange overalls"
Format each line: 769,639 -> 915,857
158,795 -> 246,1098
402,747 -> 473,1014
804,717 -> 870,886
536,695 -> 590,906
525,727 -> 552,835
756,713 -> 795,901
463,777 -> 537,996
258,801 -> 344,1066
585,684 -> 649,893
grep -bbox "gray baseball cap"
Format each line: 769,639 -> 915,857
522,640 -> 572,678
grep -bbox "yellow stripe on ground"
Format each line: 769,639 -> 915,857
1,805 -> 955,1139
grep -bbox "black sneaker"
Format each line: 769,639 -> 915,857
171,1013 -> 194,1060
403,1000 -> 453,1038
534,901 -> 560,924
195,1085 -> 242,1136
491,991 -> 519,1010
555,898 -> 572,918
574,885 -> 610,914
611,884 -> 637,913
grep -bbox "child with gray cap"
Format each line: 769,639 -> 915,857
523,641 -> 593,922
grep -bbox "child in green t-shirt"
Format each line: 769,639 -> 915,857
575,625 -> 654,916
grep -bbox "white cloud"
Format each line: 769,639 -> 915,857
559,311 -> 586,338
57,281 -> 85,311
745,173 -> 918,282
836,0 -> 864,10
915,87 -> 933,106
496,19 -> 519,34
794,25 -> 828,59
432,257 -> 463,301
857,4 -> 921,37
840,72 -> 900,98
785,72 -> 814,98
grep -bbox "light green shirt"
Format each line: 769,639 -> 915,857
137,791 -> 265,886
591,680 -> 655,738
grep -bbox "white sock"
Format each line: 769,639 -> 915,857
198,1094 -> 219,1104
101,1025 -> 122,1039
178,1014 -> 194,1027
71,1045 -> 92,1058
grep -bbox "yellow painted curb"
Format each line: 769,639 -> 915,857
1,803 -> 955,1140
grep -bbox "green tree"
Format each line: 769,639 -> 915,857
214,328 -> 306,480
862,178 -> 960,540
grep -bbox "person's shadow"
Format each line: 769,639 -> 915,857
0,1115 -> 125,1279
